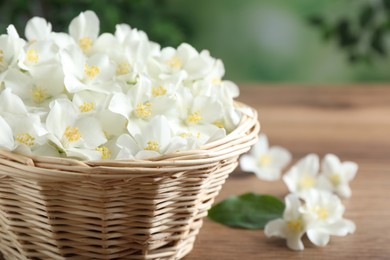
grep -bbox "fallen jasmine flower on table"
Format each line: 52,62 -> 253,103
299,189 -> 356,247
283,153 -> 320,193
317,154 -> 358,198
240,134 -> 291,181
264,193 -> 306,251
265,190 -> 355,250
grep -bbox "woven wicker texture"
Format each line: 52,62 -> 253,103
0,103 -> 259,260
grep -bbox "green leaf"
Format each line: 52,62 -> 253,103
208,193 -> 285,230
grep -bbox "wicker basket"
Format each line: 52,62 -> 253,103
0,103 -> 259,260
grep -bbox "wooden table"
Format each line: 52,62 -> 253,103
185,85 -> 390,260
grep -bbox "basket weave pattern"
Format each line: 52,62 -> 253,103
0,105 -> 259,260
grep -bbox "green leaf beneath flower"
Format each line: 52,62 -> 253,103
208,193 -> 285,229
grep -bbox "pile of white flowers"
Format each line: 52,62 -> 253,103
0,11 -> 241,161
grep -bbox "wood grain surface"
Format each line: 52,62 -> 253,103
1,85 -> 390,259
185,85 -> 390,260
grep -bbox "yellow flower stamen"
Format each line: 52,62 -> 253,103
134,102 -> 152,119
84,64 -> 100,78
79,101 -> 95,112
298,175 -> 316,189
152,86 -> 167,97
187,112 -> 202,124
16,133 -> 35,147
287,219 -> 303,233
313,206 -> 329,220
166,55 -> 182,69
179,132 -> 200,139
144,140 -> 159,151
96,146 -> 112,159
0,50 -> 4,62
26,49 -> 39,63
259,154 -> 271,166
116,62 -> 131,75
213,120 -> 224,128
79,37 -> 93,52
329,174 -> 341,186
32,87 -> 48,103
64,126 -> 81,142
212,78 -> 222,85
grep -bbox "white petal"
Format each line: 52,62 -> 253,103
284,193 -> 302,220
108,93 -> 132,119
66,147 -> 101,160
69,10 -> 99,40
268,146 -> 292,168
251,134 -> 269,156
327,219 -> 356,236
60,45 -> 85,78
25,17 -> 52,41
253,167 -> 281,181
283,166 -> 299,193
239,155 -> 258,172
223,80 -> 240,98
64,75 -> 86,93
76,117 -> 107,148
0,116 -> 15,150
342,161 -> 358,181
33,144 -> 61,158
97,110 -> 127,137
264,219 -> 287,238
298,153 -> 320,176
116,134 -> 140,158
164,136 -> 187,154
146,116 -> 171,149
46,99 -> 77,139
286,233 -> 305,251
322,153 -> 342,174
336,184 -> 352,198
6,25 -> 19,38
307,229 -> 330,247
135,150 -> 160,159
0,88 -> 28,115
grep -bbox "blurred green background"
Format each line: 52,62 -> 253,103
1,0 -> 390,83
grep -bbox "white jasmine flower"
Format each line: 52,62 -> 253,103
240,134 -> 291,181
0,87 -> 47,155
299,189 -> 356,247
109,75 -> 176,135
317,154 -> 358,198
61,45 -> 117,93
179,95 -> 224,128
3,114 -> 48,155
283,154 -> 320,192
116,116 -> 187,159
45,99 -> 107,160
4,67 -> 64,107
18,40 -> 59,71
72,90 -> 109,114
194,58 -> 239,98
173,123 -> 226,150
265,194 -> 306,251
69,10 -> 99,53
148,43 -> 213,81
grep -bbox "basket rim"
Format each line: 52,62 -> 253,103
0,102 -> 259,181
